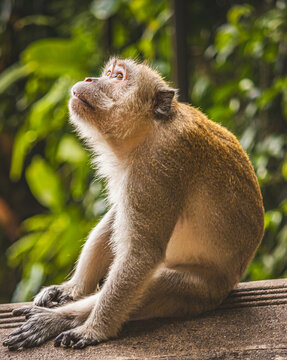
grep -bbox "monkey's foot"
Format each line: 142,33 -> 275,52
34,284 -> 75,307
3,306 -> 71,350
54,326 -> 99,349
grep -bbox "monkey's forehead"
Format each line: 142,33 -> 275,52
101,57 -> 139,74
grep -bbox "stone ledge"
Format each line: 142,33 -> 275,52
0,278 -> 287,359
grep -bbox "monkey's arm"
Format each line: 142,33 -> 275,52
3,295 -> 98,350
34,208 -> 115,307
3,201 -> 174,350
54,183 -> 181,348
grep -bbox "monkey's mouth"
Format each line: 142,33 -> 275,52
72,91 -> 94,110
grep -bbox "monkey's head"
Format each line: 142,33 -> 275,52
69,58 -> 177,142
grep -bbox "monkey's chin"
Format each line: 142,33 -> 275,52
68,99 -> 91,125
70,96 -> 94,111
69,111 -> 101,142
68,98 -> 95,124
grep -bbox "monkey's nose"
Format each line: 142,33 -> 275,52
84,77 -> 98,82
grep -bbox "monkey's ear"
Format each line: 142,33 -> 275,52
154,88 -> 176,118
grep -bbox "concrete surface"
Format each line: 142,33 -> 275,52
0,278 -> 286,359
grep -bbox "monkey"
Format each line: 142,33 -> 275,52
3,57 -> 264,351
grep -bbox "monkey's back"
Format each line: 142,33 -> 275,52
164,103 -> 264,288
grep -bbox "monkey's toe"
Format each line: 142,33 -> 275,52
3,330 -> 42,351
58,293 -> 74,305
54,331 -> 80,348
12,305 -> 51,320
54,329 -> 99,349
34,285 -> 61,307
34,285 -> 74,308
54,332 -> 70,347
12,306 -> 33,317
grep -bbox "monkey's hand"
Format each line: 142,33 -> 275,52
34,283 -> 79,307
3,306 -> 74,350
54,325 -> 100,349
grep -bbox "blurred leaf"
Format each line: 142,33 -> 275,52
10,129 -> 37,181
90,0 -> 121,20
207,104 -> 234,124
0,64 -> 32,94
240,126 -> 256,151
28,77 -> 70,131
10,77 -> 71,180
191,76 -> 210,103
264,210 -> 282,232
26,156 -> 65,211
22,214 -> 53,232
56,134 -> 88,164
11,263 -> 44,302
142,8 -> 172,42
227,4 -> 253,26
245,261 -> 268,281
8,233 -> 41,267
215,24 -> 239,63
21,34 -> 93,78
258,77 -> 287,109
282,157 -> 287,181
15,15 -> 55,29
214,82 -> 237,102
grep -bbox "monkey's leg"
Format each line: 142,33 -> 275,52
34,208 -> 115,307
3,295 -> 98,350
53,224 -> 173,348
130,265 -> 233,320
52,175 -> 185,349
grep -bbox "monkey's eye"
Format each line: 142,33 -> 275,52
116,72 -> 123,80
106,70 -> 111,76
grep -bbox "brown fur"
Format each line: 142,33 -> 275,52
3,58 -> 264,350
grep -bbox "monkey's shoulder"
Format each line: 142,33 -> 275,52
171,104 -> 247,160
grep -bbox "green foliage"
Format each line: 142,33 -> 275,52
0,64 -> 32,94
91,0 -> 121,20
26,156 -> 65,210
1,0 -> 286,302
1,0 -> 171,301
190,2 -> 287,280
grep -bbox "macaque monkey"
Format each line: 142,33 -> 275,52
4,58 -> 264,350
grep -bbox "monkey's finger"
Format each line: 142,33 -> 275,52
3,330 -> 30,347
21,335 -> 41,349
12,306 -> 33,316
43,299 -> 54,308
53,287 -> 69,303
8,337 -> 34,351
62,333 -> 73,347
6,326 -> 24,337
37,295 -> 54,308
35,286 -> 59,307
6,321 -> 33,339
3,339 -> 9,347
54,333 -> 64,347
5,328 -> 48,350
54,331 -> 72,347
58,294 -> 73,305
72,339 -> 87,349
3,335 -> 23,347
22,336 -> 44,349
7,343 -> 24,351
10,318 -> 39,335
72,338 -> 99,349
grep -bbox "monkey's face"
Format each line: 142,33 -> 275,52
69,58 -> 176,141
